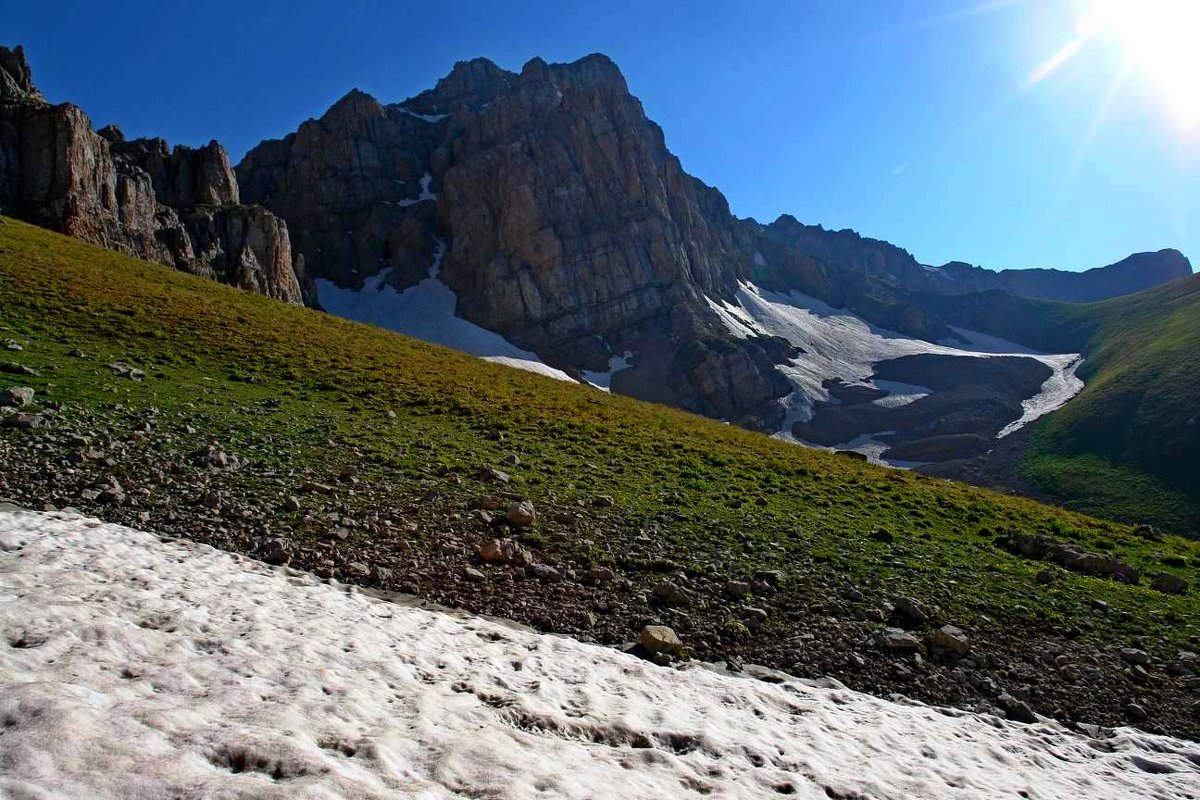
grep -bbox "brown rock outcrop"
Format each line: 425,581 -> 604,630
0,45 -> 307,305
236,88 -> 443,291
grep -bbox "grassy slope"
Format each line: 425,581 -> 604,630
1017,276 -> 1200,533
0,215 -> 1197,656
918,278 -> 1200,533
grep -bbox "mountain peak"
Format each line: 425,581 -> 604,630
322,88 -> 385,124
0,44 -> 43,103
404,57 -> 516,114
520,53 -> 628,93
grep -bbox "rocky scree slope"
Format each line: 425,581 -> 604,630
0,45 -> 308,304
1,219 -> 1198,739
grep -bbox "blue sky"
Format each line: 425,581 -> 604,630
9,0 -> 1197,272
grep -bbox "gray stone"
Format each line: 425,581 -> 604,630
1120,648 -> 1151,666
724,580 -> 752,598
870,627 -> 921,651
893,596 -> 929,626
3,413 -> 47,429
932,624 -> 971,656
505,500 -> 535,526
0,386 -> 34,407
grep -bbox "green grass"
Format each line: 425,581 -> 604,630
1,215 -> 1197,654
920,275 -> 1200,534
1016,275 -> 1200,533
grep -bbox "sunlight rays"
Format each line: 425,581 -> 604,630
1023,38 -> 1085,89
1064,59 -> 1129,180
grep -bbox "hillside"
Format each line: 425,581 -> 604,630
1,218 -> 1198,738
918,276 -> 1200,533
1020,276 -> 1200,532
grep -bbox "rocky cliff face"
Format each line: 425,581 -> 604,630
0,45 -> 306,305
240,54 -> 793,427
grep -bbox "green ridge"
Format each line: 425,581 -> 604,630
1019,275 -> 1200,533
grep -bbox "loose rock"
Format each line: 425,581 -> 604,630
870,627 -> 921,651
638,625 -> 683,657
505,500 -> 535,526
932,624 -> 971,656
0,386 -> 34,407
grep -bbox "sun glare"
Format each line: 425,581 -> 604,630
1078,0 -> 1200,128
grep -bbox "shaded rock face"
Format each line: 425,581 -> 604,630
240,54 -> 793,428
236,89 -> 444,293
0,45 -> 306,305
0,46 -> 39,102
436,57 -> 749,338
110,136 -> 240,208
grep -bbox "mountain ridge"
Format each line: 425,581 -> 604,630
234,51 -> 1189,434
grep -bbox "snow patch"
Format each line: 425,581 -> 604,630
940,325 -> 1046,355
398,106 -> 450,123
397,172 -> 438,207
582,351 -> 634,391
1,509 -> 1196,799
792,430 -> 930,469
315,241 -> 574,383
998,354 -> 1084,438
871,379 -> 932,408
708,283 -> 1085,441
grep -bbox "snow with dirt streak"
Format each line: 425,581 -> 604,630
707,283 -> 1085,446
2,509 -> 1196,799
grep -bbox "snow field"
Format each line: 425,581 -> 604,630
707,283 -> 1085,449
1,509 -> 1197,799
314,241 -> 576,384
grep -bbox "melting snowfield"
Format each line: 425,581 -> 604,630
2,509 -> 1197,799
315,243 -> 575,383
708,284 -> 1085,454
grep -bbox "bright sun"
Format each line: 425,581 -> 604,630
1078,0 -> 1200,128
